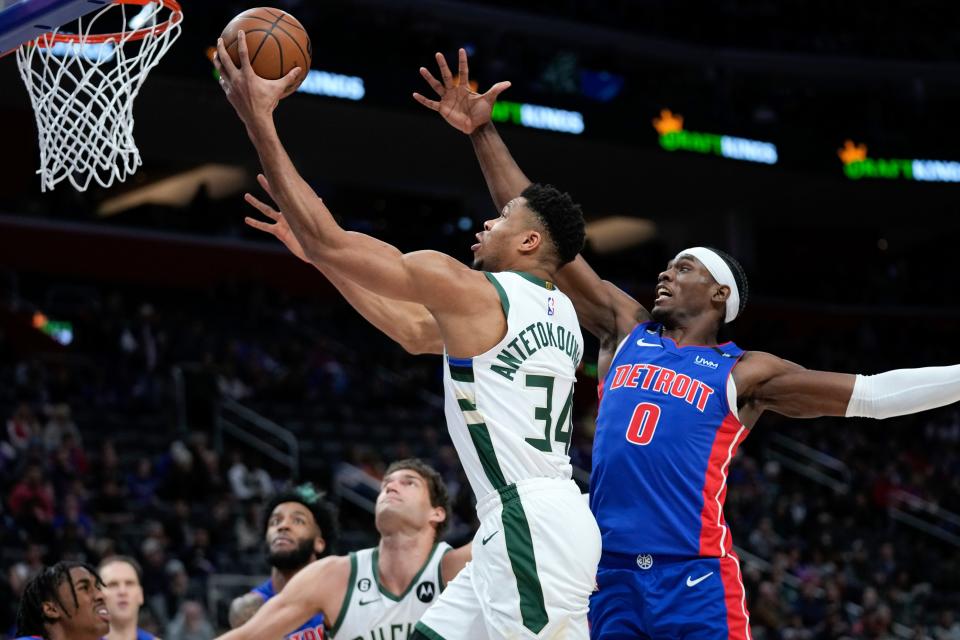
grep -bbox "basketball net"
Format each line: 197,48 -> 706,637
15,0 -> 183,192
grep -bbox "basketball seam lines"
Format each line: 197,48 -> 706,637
243,17 -> 309,66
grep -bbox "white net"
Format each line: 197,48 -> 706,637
15,0 -> 183,192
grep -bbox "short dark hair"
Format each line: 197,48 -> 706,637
98,556 -> 143,584
705,246 -> 749,320
520,183 -> 585,266
16,561 -> 103,638
263,484 -> 339,556
383,458 -> 451,539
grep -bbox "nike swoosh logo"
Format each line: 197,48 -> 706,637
636,338 -> 661,348
358,598 -> 378,606
686,572 -> 714,587
481,531 -> 499,545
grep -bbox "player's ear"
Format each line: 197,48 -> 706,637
713,284 -> 730,304
42,599 -> 63,621
519,229 -> 542,255
428,506 -> 447,529
313,535 -> 326,556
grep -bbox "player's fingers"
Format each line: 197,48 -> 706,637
458,48 -> 469,86
256,173 -> 277,202
486,80 -> 511,100
412,92 -> 440,111
419,67 -> 444,96
436,52 -> 453,87
244,193 -> 281,220
281,66 -> 302,87
236,30 -> 251,70
215,38 -> 236,78
244,217 -> 277,235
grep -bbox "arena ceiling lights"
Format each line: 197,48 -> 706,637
652,109 -> 778,165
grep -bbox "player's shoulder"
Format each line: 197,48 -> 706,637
302,553 -> 353,587
735,351 -> 804,392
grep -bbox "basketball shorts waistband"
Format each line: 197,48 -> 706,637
476,476 -> 581,520
599,551 -> 727,570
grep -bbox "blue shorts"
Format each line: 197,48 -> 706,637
589,552 -> 752,639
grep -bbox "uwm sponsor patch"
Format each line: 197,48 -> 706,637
608,363 -> 715,412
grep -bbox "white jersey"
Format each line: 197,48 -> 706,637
443,271 -> 583,501
330,542 -> 451,640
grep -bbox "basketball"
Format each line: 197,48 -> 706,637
220,7 -> 311,93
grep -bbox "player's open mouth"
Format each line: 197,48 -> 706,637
655,286 -> 672,303
96,606 -> 111,621
272,536 -> 295,547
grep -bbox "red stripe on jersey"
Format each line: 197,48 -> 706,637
719,553 -> 753,640
697,412 -> 746,557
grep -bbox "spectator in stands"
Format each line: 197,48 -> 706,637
165,600 -> 214,640
127,458 -> 160,513
226,451 -> 273,502
6,402 -> 40,452
41,404 -> 80,452
9,543 -> 46,599
9,463 -> 55,523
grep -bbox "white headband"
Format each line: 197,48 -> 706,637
675,247 -> 741,323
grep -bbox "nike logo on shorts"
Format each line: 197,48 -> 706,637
481,531 -> 499,545
686,572 -> 714,587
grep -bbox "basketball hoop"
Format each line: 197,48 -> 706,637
15,0 -> 183,192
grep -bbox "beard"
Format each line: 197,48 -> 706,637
268,537 -> 316,571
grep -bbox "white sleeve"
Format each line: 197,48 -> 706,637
845,365 -> 960,420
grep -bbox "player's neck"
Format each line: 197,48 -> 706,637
271,564 -> 306,592
47,626 -> 98,640
661,316 -> 719,347
376,530 -> 435,594
105,619 -> 138,640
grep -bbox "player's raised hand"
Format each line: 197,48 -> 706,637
413,48 -> 511,134
244,174 -> 310,263
214,31 -> 301,126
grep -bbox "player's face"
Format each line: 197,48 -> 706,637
472,198 -> 540,271
375,469 -> 444,534
266,502 -> 324,570
99,561 -> 143,626
651,255 -> 720,323
45,567 -> 110,639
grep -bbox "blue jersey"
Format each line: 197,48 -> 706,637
591,322 -> 747,558
252,578 -> 326,640
98,630 -> 155,640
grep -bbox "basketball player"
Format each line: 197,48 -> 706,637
216,32 -> 600,640
14,561 -> 111,640
413,49 -> 960,639
98,556 -> 157,640
214,459 -> 470,639
227,485 -> 337,637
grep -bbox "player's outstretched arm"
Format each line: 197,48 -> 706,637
245,174 -> 443,355
215,36 -> 482,316
414,49 -> 648,348
440,542 -> 472,585
215,556 -> 350,640
738,351 -> 960,424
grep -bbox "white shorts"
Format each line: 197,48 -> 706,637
416,477 -> 601,640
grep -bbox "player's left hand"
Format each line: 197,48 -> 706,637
214,31 -> 301,126
243,174 -> 311,264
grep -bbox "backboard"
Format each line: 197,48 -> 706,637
0,0 -> 107,54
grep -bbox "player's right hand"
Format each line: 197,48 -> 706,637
413,48 -> 511,135
244,173 -> 310,264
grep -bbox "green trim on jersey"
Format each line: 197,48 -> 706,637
484,272 -> 511,316
510,270 -> 555,290
413,621 -> 448,640
372,542 -> 440,602
468,422 -> 507,489
500,484 -> 549,634
329,551 -> 358,636
438,546 -> 452,590
448,362 -> 474,383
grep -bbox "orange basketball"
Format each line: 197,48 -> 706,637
220,7 -> 312,94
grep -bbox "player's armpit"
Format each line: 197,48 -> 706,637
556,255 -> 649,341
738,351 -> 856,419
228,593 -> 264,628
440,543 -> 472,585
